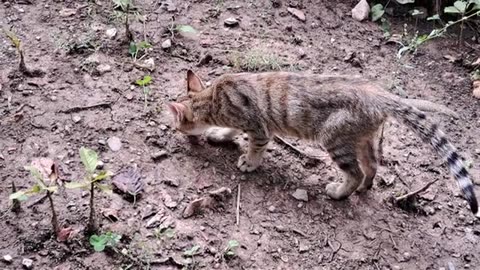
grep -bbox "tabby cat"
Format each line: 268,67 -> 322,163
167,70 -> 479,217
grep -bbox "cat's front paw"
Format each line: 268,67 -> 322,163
237,154 -> 261,172
326,182 -> 348,200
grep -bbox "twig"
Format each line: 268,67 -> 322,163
57,102 -> 112,113
394,178 -> 439,202
274,136 -> 325,160
27,193 -> 48,208
11,181 -> 21,212
236,183 -> 241,226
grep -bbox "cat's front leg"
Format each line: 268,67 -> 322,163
237,133 -> 270,172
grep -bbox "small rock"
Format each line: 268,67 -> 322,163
160,0 -> 177,12
473,81 -> 480,99
299,242 -> 310,253
161,39 -> 172,49
163,178 -> 180,187
224,17 -> 239,27
287,7 -> 306,21
425,206 -> 436,215
96,64 -> 112,75
96,160 -> 104,169
268,205 -> 276,212
3,255 -> 13,263
403,252 -> 411,262
107,136 -> 122,151
22,258 -> 33,269
105,28 -> 117,39
292,188 -> 308,202
50,96 -> 57,101
59,8 -> 77,17
146,214 -> 162,228
163,192 -> 178,209
151,151 -> 168,161
35,36 -> 41,41
98,139 -> 106,146
351,0 -> 370,21
142,205 -> 157,220
72,115 -> 82,123
125,93 -> 134,100
143,58 -> 155,71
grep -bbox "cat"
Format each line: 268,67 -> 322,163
167,70 -> 479,217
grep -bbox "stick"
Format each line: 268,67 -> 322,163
236,183 -> 241,226
274,136 -> 325,160
394,178 -> 439,201
57,102 -> 112,113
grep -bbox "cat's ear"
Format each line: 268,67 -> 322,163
167,102 -> 186,123
187,70 -> 205,93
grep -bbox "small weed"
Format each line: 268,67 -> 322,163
65,147 -> 112,234
129,40 -> 151,60
224,240 -> 240,258
90,232 -> 121,252
10,162 -> 60,235
183,245 -> 201,257
135,75 -> 153,112
2,27 -> 43,77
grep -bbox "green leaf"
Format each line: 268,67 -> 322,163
65,181 -> 90,189
137,41 -> 151,49
93,171 -> 113,182
469,0 -> 480,10
44,186 -> 58,193
2,27 -> 21,49
395,0 -> 415,4
427,14 -> 441,21
28,184 -> 42,194
184,245 -> 200,257
90,234 -> 107,252
175,25 -> 197,34
444,6 -> 461,13
25,165 -> 44,182
10,191 -> 27,200
80,147 -> 98,174
227,240 -> 240,249
370,4 -> 385,22
454,0 -> 467,13
164,228 -> 175,239
380,18 -> 391,38
135,75 -> 152,86
128,42 -> 137,57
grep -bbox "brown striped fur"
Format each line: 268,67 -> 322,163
167,70 -> 479,216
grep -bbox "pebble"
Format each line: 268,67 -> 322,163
50,96 -> 57,101
224,17 -> 239,27
403,252 -> 411,262
268,205 -> 276,212
96,160 -> 104,169
22,258 -> 33,269
3,254 -> 12,263
107,136 -> 122,151
72,115 -> 82,123
151,151 -> 168,161
35,36 -> 41,41
105,28 -> 117,39
125,93 -> 134,100
96,64 -> 112,75
161,39 -> 172,49
292,188 -> 308,202
351,0 -> 369,21
287,7 -> 306,21
98,139 -> 106,146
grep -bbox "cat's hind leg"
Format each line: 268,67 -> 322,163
356,136 -> 378,193
325,142 -> 365,200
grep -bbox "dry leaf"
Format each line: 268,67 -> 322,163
57,227 -> 74,242
112,166 -> 144,199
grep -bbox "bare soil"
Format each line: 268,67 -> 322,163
1,1 -> 480,270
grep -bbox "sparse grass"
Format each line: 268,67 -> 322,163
229,50 -> 301,72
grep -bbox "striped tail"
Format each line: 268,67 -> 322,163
386,100 -> 479,217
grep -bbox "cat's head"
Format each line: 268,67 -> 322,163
167,70 -> 210,136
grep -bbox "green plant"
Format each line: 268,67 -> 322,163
112,0 -> 136,42
90,232 -> 121,252
135,75 -> 153,112
65,147 -> 112,234
154,228 -> 175,240
230,50 -> 285,72
10,164 -> 60,235
224,240 -> 240,258
3,27 -> 33,75
370,4 -> 385,22
444,0 -> 480,45
128,40 -> 151,61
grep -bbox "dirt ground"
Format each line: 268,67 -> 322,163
1,0 -> 480,269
